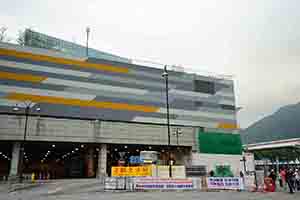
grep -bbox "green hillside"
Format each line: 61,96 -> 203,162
242,103 -> 300,144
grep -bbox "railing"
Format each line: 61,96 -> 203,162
131,58 -> 234,81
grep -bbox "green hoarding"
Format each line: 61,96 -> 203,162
198,131 -> 242,155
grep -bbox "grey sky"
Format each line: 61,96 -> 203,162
1,0 -> 300,128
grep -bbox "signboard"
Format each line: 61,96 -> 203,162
140,151 -> 158,163
111,166 -> 152,177
186,165 -> 207,177
207,177 -> 244,190
129,156 -> 144,164
134,178 -> 194,190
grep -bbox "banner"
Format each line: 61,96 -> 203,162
207,177 -> 244,190
111,166 -> 152,177
134,178 -> 195,190
151,165 -> 186,178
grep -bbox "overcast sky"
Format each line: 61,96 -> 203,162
1,0 -> 300,128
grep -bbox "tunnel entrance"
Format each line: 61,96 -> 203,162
19,142 -> 99,179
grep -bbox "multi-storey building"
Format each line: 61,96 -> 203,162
0,41 -> 242,179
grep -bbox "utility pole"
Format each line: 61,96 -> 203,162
19,106 -> 29,182
162,65 -> 172,178
13,102 -> 40,182
86,27 -> 90,57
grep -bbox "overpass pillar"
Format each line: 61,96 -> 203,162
97,144 -> 107,182
276,156 -> 280,174
9,142 -> 21,180
85,146 -> 95,177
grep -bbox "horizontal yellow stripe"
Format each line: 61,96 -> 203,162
0,71 -> 46,83
0,48 -> 129,74
217,123 -> 238,129
6,93 -> 158,113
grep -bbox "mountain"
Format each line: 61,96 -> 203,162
242,102 -> 300,144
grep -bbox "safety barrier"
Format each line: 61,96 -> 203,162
104,177 -> 135,190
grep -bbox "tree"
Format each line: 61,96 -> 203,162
0,26 -> 10,42
16,30 -> 26,46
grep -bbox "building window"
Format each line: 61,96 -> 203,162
194,80 -> 215,94
195,101 -> 203,107
220,104 -> 235,110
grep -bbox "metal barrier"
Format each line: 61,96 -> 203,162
104,176 -> 122,190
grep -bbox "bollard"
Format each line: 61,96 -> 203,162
31,173 -> 35,183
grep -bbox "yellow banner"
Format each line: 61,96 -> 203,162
111,166 -> 152,177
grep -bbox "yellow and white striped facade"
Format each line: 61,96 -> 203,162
0,42 -> 237,130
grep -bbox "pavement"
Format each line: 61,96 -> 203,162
0,179 -> 300,200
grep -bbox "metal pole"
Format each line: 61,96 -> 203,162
24,106 -> 29,141
164,65 -> 172,178
276,156 -> 279,178
243,156 -> 246,173
176,130 -> 179,146
86,27 -> 90,57
19,106 -> 29,182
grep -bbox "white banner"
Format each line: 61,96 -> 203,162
207,177 -> 244,190
135,178 -> 195,190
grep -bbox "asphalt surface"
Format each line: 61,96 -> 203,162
0,179 -> 299,200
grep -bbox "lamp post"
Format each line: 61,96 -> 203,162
162,65 -> 172,178
86,27 -> 90,57
13,101 -> 40,182
173,128 -> 183,146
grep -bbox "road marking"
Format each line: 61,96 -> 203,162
47,186 -> 62,194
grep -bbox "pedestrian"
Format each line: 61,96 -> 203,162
268,169 -> 277,191
279,168 -> 286,188
240,171 -> 245,188
286,168 -> 295,194
278,171 -> 282,187
295,169 -> 300,191
240,171 -> 244,178
209,170 -> 214,177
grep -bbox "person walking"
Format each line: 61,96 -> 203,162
268,169 -> 277,191
286,168 -> 295,194
295,169 -> 300,191
280,168 -> 287,190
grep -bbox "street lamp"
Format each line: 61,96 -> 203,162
13,101 -> 40,182
86,26 -> 90,57
162,65 -> 172,178
173,128 -> 183,146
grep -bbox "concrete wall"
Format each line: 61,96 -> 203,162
0,115 -> 94,142
99,121 -> 195,146
0,114 -> 195,146
191,153 -> 243,176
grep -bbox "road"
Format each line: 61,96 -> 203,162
0,179 -> 299,200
